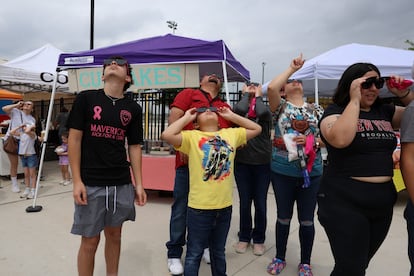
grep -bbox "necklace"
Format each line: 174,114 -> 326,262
104,93 -> 123,106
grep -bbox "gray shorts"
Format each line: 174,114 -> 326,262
71,184 -> 136,237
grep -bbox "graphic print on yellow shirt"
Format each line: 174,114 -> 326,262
200,135 -> 233,181
178,128 -> 246,210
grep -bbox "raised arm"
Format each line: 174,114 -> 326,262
319,78 -> 363,148
217,107 -> 261,140
267,54 -> 305,112
161,108 -> 197,147
2,101 -> 23,114
253,85 -> 271,120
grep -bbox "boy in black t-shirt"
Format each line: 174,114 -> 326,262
67,56 -> 147,276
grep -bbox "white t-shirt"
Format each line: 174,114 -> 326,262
5,108 -> 24,139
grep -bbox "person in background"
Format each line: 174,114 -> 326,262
55,131 -> 71,186
161,106 -> 261,276
166,73 -> 232,275
318,62 -> 411,276
54,106 -> 69,144
266,54 -> 324,276
2,101 -> 24,192
399,68 -> 414,276
67,56 -> 147,276
233,83 -> 272,256
10,122 -> 37,199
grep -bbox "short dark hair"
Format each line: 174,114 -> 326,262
103,56 -> 133,91
333,63 -> 382,107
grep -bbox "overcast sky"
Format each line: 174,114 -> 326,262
1,0 -> 413,84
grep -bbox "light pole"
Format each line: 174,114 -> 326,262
90,0 -> 94,49
167,20 -> 178,34
261,62 -> 266,84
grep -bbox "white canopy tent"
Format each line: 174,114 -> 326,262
263,43 -> 414,102
0,44 -> 68,92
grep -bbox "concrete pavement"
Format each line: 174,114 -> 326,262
0,160 -> 410,275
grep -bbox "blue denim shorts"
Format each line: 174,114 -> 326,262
20,154 -> 38,168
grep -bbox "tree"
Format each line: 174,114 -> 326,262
405,40 -> 414,50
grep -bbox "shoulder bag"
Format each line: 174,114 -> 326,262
3,111 -> 22,155
3,135 -> 19,155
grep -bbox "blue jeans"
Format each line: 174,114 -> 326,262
270,172 -> 320,264
234,162 -> 270,244
166,166 -> 189,258
404,200 -> 414,276
184,206 -> 232,276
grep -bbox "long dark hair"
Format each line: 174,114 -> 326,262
333,63 -> 382,107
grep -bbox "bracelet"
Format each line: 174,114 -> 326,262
399,89 -> 411,99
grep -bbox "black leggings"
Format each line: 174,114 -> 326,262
317,176 -> 397,276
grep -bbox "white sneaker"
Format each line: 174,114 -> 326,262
202,248 -> 211,264
11,182 -> 20,193
167,258 -> 184,275
63,180 -> 71,186
27,190 -> 35,199
20,188 -> 30,198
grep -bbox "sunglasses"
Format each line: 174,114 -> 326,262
103,58 -> 128,66
361,77 -> 385,89
196,107 -> 218,113
287,79 -> 303,84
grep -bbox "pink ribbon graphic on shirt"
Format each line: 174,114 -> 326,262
93,106 -> 102,120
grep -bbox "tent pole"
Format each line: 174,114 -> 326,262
221,61 -> 230,106
26,68 -> 60,212
314,76 -> 319,105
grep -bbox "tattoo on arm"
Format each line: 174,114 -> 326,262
326,116 -> 339,129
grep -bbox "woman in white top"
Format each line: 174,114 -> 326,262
2,101 -> 24,192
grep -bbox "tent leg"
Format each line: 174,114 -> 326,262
26,69 -> 60,213
221,61 -> 230,106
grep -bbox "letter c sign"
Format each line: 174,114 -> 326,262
40,72 -> 68,85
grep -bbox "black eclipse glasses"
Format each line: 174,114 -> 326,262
287,79 -> 303,84
361,77 -> 385,89
103,58 -> 128,66
196,107 -> 218,113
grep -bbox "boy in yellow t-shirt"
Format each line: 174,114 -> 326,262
161,106 -> 261,276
